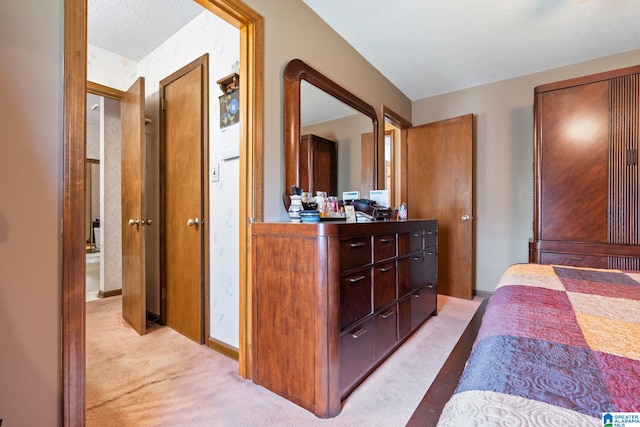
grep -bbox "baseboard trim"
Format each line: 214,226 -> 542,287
473,290 -> 493,299
208,337 -> 239,361
98,289 -> 122,298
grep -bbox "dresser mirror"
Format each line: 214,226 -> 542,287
283,59 -> 379,207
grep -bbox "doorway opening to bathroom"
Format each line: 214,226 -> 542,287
85,153 -> 100,301
85,90 -> 122,303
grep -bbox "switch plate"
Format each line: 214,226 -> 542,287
211,163 -> 219,182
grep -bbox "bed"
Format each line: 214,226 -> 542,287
437,263 -> 640,426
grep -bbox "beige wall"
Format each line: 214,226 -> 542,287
0,0 -> 63,425
412,49 -> 640,292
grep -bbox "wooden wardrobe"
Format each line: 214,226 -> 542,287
530,64 -> 640,269
299,134 -> 337,197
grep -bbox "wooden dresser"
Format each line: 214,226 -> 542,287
530,64 -> 640,269
251,219 -> 438,417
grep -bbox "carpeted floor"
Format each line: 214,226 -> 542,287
86,294 -> 481,426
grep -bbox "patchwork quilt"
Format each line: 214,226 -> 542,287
437,263 -> 640,426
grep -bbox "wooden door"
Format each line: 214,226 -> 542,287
361,132 -> 376,197
405,114 -> 473,299
121,77 -> 147,334
161,59 -> 207,343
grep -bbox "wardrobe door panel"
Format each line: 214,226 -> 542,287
539,81 -> 609,243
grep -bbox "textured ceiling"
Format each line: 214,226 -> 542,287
303,0 -> 640,100
88,0 -> 640,102
88,0 -> 203,62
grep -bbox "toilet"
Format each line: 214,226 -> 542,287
86,252 -> 101,296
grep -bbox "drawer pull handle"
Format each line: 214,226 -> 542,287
427,252 -> 434,256
381,310 -> 394,319
413,292 -> 421,298
380,239 -> 391,244
379,267 -> 391,273
427,231 -> 434,235
349,275 -> 367,283
428,283 -> 434,289
351,327 -> 368,339
350,242 -> 367,248
412,233 -> 420,237
412,256 -> 421,261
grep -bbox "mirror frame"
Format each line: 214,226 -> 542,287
283,59 -> 379,205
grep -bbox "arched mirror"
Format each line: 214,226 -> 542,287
283,59 -> 379,207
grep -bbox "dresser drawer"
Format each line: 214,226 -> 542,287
410,284 -> 437,330
340,318 -> 375,396
398,255 -> 421,297
373,261 -> 396,310
425,248 -> 437,283
374,233 -> 396,262
540,252 -> 607,268
340,237 -> 372,271
398,230 -> 424,255
425,228 -> 437,248
374,307 -> 398,360
397,298 -> 411,340
340,269 -> 372,330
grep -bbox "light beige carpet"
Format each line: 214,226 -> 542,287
86,294 -> 481,427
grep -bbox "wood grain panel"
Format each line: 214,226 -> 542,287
405,115 -> 473,299
539,81 -> 609,242
121,77 -> 147,336
162,63 -> 204,343
253,234 -> 321,411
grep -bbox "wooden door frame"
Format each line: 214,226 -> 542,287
382,106 -> 412,203
62,0 -> 263,424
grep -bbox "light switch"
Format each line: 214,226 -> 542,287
211,164 -> 219,182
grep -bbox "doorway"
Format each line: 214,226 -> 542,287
85,90 -> 123,303
63,0 -> 264,422
382,106 -> 412,208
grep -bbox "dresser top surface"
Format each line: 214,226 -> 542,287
252,219 -> 437,238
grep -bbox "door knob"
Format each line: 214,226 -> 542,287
142,219 -> 153,226
128,219 -> 140,226
187,217 -> 199,226
461,215 -> 472,222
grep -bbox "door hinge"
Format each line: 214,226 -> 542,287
161,98 -> 166,111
